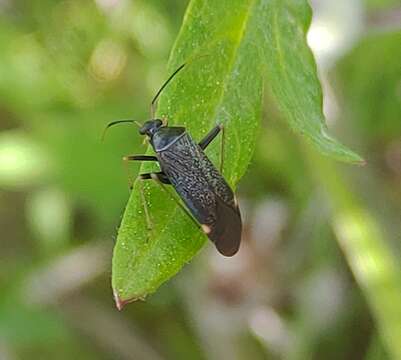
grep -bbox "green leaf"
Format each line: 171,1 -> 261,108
262,1 -> 364,164
112,0 -> 363,305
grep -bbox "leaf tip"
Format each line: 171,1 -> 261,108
114,289 -> 141,310
113,288 -> 147,310
113,290 -> 127,311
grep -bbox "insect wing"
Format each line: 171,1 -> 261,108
157,133 -> 242,256
208,194 -> 241,256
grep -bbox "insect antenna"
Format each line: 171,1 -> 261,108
150,63 -> 186,119
101,119 -> 142,142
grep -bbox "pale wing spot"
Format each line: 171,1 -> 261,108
201,224 -> 211,234
234,196 -> 238,207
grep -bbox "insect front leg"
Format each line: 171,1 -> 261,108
123,155 -> 158,161
122,155 -> 158,188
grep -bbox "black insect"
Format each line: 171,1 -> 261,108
104,64 -> 242,256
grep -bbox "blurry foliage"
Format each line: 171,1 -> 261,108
0,0 -> 401,359
335,31 -> 401,142
365,0 -> 401,10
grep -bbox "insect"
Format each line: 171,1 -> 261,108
104,63 -> 242,256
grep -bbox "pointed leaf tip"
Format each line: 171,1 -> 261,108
114,290 -> 128,311
113,289 -> 146,310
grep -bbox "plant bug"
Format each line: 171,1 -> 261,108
104,63 -> 242,256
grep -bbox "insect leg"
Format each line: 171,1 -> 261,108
139,172 -> 171,185
123,155 -> 157,161
198,124 -> 223,150
150,174 -> 201,230
122,155 -> 158,188
220,124 -> 225,174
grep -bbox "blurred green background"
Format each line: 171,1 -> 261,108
0,0 -> 400,359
